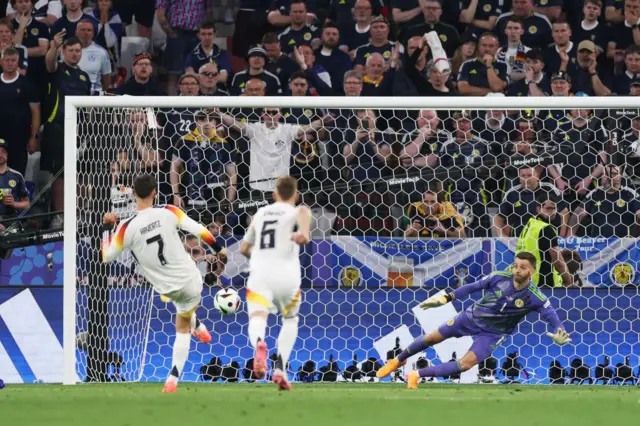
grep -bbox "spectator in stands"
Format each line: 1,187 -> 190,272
268,0 -> 316,30
562,249 -> 584,286
277,0 -> 321,54
542,21 -> 575,76
496,16 -> 531,83
171,110 -> 237,211
400,109 -> 444,168
292,45 -> 332,94
572,166 -> 640,237
156,0 -> 205,95
0,139 -> 30,225
6,0 -> 61,26
111,0 -> 152,40
230,44 -> 281,96
243,77 -> 266,96
184,20 -> 232,87
43,35 -> 90,227
495,0 -> 552,49
342,109 -> 395,181
548,106 -> 607,206
613,46 -> 640,94
76,19 -> 111,94
391,0 -> 429,40
314,22 -> 352,91
459,0 -> 500,40
217,107 -> 329,196
353,15 -> 403,71
0,47 -> 40,176
572,0 -> 608,54
458,33 -> 508,96
339,0 -> 373,54
407,0 -> 460,57
400,109 -> 450,168
361,50 -> 399,97
262,32 -> 299,92
12,0 -> 50,98
0,20 -> 28,75
619,111 -> 640,180
52,0 -> 97,40
177,73 -> 200,96
451,32 -> 477,77
343,70 -> 363,96
90,0 -> 123,66
395,36 -> 429,96
607,0 -> 640,59
199,63 -> 229,96
567,40 -> 612,95
439,111 -> 492,236
508,49 -> 551,96
495,167 -> 568,237
116,52 -> 166,95
404,189 -> 466,238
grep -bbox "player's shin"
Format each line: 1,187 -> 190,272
167,331 -> 191,386
190,314 -> 206,333
248,314 -> 267,349
397,335 -> 432,363
418,360 -> 463,378
277,315 -> 299,369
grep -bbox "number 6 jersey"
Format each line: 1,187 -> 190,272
102,205 -> 217,295
243,202 -> 301,277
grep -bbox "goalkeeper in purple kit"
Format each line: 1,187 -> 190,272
377,252 -> 572,389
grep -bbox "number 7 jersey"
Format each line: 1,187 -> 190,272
243,202 -> 301,275
102,205 -> 217,295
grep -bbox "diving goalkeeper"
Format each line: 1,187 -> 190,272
377,251 -> 571,389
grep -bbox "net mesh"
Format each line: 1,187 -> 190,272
73,102 -> 640,384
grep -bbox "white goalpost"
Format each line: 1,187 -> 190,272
63,96 -> 640,386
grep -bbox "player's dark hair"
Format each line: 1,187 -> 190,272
536,191 -> 559,206
1,47 -> 18,58
552,20 -> 571,29
525,49 -> 544,62
0,18 -> 14,31
289,70 -> 308,83
515,252 -> 537,269
261,32 -> 279,45
506,15 -> 524,27
199,19 -> 216,32
133,174 -> 157,199
276,176 -> 298,201
323,21 -> 339,31
62,36 -> 82,49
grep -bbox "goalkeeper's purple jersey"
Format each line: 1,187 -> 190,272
451,271 -> 564,335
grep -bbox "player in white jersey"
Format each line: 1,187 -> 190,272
101,174 -> 227,393
240,176 -> 312,391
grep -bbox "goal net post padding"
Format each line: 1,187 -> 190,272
64,96 -> 640,385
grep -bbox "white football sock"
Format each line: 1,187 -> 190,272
277,316 -> 299,369
190,314 -> 206,333
248,315 -> 267,350
167,332 -> 190,384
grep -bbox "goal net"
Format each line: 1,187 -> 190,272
64,96 -> 640,385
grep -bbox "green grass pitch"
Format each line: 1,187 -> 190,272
2,383 -> 638,426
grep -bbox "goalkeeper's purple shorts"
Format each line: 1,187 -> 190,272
438,313 -> 507,363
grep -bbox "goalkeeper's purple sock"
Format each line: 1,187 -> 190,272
418,360 -> 462,378
397,336 -> 430,363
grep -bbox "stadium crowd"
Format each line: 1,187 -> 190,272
0,0 -> 640,241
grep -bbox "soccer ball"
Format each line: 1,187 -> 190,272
214,288 -> 241,315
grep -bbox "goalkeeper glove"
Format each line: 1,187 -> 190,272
546,329 -> 572,346
419,294 -> 451,310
